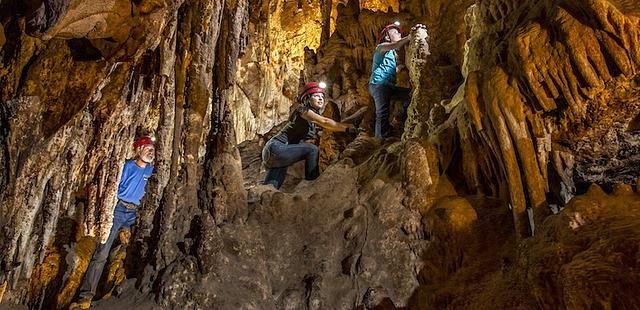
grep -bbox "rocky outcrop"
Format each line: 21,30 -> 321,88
154,160 -> 427,308
407,182 -> 640,309
407,0 -> 640,238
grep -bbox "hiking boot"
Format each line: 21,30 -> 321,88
69,295 -> 93,309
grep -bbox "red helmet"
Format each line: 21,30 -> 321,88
379,22 -> 402,43
134,136 -> 154,149
298,81 -> 327,101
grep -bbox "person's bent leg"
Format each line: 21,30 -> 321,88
264,167 -> 288,189
369,84 -> 392,139
270,142 -> 320,181
123,207 -> 137,230
300,143 -> 319,180
262,140 -> 321,186
392,86 -> 412,122
274,142 -> 319,180
78,204 -> 127,299
263,140 -> 293,189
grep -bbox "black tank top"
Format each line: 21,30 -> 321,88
273,105 -> 318,144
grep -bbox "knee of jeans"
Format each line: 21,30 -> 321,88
261,146 -> 271,165
376,109 -> 390,119
309,144 -> 319,155
93,244 -> 111,262
305,147 -> 318,161
124,216 -> 136,228
264,179 -> 280,189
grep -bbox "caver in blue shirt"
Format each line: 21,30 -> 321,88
117,159 -> 153,205
368,44 -> 411,139
369,45 -> 397,86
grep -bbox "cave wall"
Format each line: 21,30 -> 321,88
397,0 -> 640,305
412,0 -> 640,238
228,0 -> 323,143
0,0 -> 248,307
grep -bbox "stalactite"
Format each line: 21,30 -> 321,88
201,0 -> 249,227
319,0 -> 333,45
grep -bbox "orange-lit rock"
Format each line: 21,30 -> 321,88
405,0 -> 640,238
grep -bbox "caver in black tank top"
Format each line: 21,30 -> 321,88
273,104 -> 318,144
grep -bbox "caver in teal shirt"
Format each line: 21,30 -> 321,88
369,45 -> 397,86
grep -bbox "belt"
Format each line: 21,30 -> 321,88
118,199 -> 138,209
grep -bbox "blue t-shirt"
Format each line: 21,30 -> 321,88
369,45 -> 397,86
117,159 -> 153,205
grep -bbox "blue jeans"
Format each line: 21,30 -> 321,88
368,83 -> 411,139
79,202 -> 137,298
262,139 -> 320,189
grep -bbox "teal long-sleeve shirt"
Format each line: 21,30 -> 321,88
369,45 -> 397,86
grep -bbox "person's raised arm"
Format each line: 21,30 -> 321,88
378,24 -> 427,54
378,36 -> 411,54
300,109 -> 354,132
